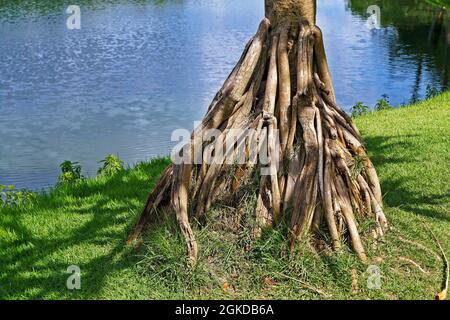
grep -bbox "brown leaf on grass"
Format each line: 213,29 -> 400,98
373,257 -> 383,264
263,277 -> 278,286
435,288 -> 448,301
200,287 -> 210,295
351,269 -> 359,294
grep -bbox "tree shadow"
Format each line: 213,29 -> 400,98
0,158 -> 170,299
317,132 -> 449,290
2,132 -> 447,299
363,134 -> 449,223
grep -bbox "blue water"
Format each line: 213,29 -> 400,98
0,0 -> 447,190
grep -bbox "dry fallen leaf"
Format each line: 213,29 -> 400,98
263,277 -> 278,286
435,288 -> 447,301
200,287 -> 210,294
374,257 -> 383,264
351,269 -> 359,294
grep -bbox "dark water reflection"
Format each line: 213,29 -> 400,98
0,0 -> 448,189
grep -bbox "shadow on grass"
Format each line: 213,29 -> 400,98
2,131 -> 448,299
0,158 -> 170,299
364,134 -> 449,223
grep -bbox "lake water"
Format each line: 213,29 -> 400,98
0,0 -> 448,190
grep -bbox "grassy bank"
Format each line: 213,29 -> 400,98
0,92 -> 449,300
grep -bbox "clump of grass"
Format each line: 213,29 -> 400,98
137,213 -> 203,293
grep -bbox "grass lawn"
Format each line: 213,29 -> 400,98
0,91 -> 449,300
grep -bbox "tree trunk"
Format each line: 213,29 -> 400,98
127,0 -> 388,264
265,0 -> 316,25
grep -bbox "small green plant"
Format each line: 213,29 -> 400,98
424,0 -> 450,8
59,160 -> 82,183
425,84 -> 440,100
374,94 -> 393,111
350,102 -> 370,118
97,154 -> 124,176
0,184 -> 37,208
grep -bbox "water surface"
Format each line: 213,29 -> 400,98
0,0 -> 448,189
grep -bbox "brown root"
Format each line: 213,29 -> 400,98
127,166 -> 173,244
128,15 -> 386,265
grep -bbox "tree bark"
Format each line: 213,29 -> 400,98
265,0 -> 316,25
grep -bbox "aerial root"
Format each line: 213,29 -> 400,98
128,17 -> 387,265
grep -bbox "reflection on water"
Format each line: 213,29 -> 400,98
347,0 -> 449,95
0,0 -> 448,189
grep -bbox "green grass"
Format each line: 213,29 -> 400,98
1,92 -> 449,300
